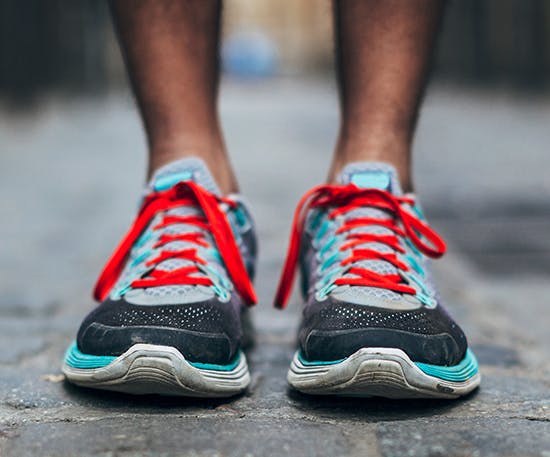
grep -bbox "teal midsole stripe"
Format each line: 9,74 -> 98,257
63,341 -> 241,372
64,342 -> 117,369
297,352 -> 344,366
415,348 -> 479,382
297,348 -> 479,383
188,356 -> 241,372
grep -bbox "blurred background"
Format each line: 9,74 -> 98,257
0,1 -> 549,455
0,0 -> 550,103
1,0 -> 550,100
1,0 -> 550,101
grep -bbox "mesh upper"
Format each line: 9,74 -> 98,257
110,158 -> 256,304
302,162 -> 437,306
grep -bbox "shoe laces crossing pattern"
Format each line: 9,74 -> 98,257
274,184 -> 446,309
94,181 -> 257,305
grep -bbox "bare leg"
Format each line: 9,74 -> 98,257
330,0 -> 446,191
110,0 -> 238,193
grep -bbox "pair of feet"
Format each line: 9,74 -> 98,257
63,158 -> 480,399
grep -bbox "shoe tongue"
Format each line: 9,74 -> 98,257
337,162 -> 402,196
333,162 -> 405,301
148,157 -> 221,195
141,158 -> 222,293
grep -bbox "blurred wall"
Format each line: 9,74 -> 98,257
437,0 -> 550,87
0,0 -> 115,102
223,0 -> 333,72
0,0 -> 549,103
224,0 -> 550,87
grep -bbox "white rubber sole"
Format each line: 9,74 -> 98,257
288,347 -> 481,399
62,344 -> 250,398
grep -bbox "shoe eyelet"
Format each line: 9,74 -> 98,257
418,293 -> 437,308
315,283 -> 336,301
212,284 -> 231,303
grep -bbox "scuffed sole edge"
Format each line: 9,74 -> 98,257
288,347 -> 480,399
62,344 -> 250,398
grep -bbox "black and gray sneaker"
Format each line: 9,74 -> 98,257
63,158 -> 257,397
276,162 -> 480,398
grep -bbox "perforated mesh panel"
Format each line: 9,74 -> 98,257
111,305 -> 222,331
316,304 -> 454,335
85,301 -> 231,334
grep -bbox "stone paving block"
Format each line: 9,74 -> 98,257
377,418 -> 550,457
0,417 -> 368,457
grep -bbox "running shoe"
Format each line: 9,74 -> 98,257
276,162 -> 480,398
63,158 -> 257,397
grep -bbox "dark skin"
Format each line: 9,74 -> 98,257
110,0 -> 445,194
330,0 -> 446,191
110,0 -> 237,192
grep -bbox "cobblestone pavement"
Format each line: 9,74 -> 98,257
0,80 -> 549,456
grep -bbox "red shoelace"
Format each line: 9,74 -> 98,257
94,181 -> 257,305
274,184 -> 446,309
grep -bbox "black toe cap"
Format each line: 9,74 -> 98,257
298,297 -> 468,365
77,297 -> 242,365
